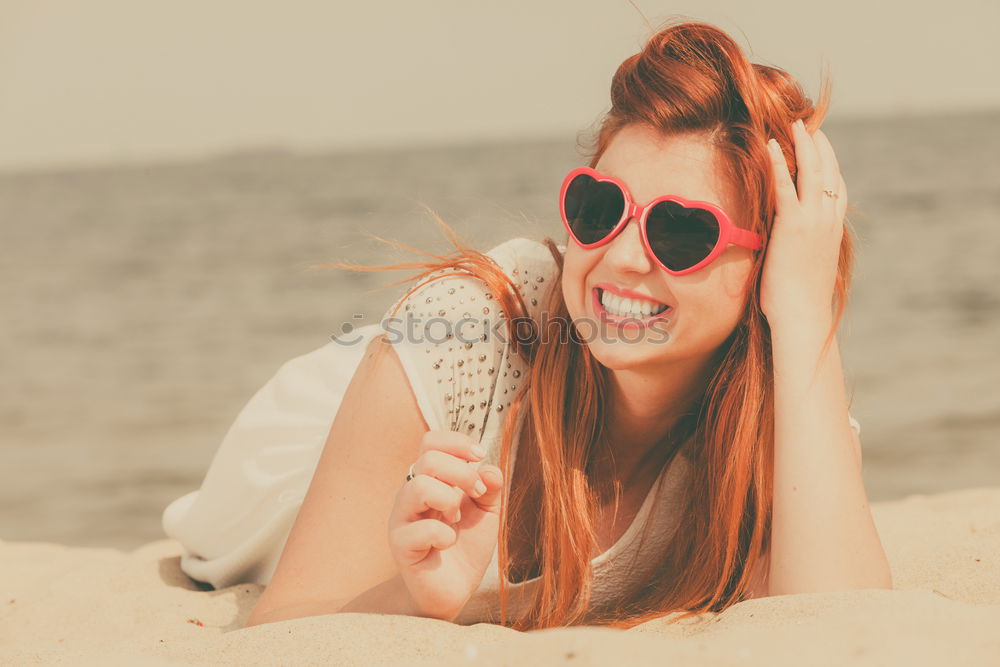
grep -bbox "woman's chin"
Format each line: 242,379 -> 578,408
565,307 -> 677,361
584,333 -> 677,370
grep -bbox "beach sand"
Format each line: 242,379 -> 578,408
2,486 -> 997,666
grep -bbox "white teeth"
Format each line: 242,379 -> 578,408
599,289 -> 668,318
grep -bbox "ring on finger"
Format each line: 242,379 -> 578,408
822,188 -> 839,199
405,462 -> 416,482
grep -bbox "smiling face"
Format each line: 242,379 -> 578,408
561,123 -> 758,372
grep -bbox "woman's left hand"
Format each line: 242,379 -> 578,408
759,119 -> 849,330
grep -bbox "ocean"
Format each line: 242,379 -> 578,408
1,109 -> 998,549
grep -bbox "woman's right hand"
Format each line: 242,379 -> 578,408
387,430 -> 505,621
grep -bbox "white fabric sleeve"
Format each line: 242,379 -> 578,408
161,330 -> 377,589
379,264 -> 513,442
377,236 -> 556,442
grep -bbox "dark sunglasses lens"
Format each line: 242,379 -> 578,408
645,201 -> 720,271
563,173 -> 625,244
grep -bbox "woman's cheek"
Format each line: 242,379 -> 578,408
717,261 -> 747,297
562,251 -> 597,319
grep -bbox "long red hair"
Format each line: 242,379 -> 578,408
321,17 -> 856,630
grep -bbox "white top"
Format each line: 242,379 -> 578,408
161,236 -> 862,625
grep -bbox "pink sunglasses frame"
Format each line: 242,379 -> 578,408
559,166 -> 764,276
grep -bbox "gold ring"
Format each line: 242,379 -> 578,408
823,189 -> 839,199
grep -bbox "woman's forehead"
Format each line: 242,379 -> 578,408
594,125 -> 733,211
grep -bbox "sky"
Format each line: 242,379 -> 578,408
0,0 -> 997,171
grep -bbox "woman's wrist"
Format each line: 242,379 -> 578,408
337,572 -> 427,617
337,572 -> 465,622
765,307 -> 834,342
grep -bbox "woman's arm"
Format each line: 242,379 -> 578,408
757,121 -> 892,597
244,334 -> 430,627
766,319 -> 892,596
246,571 -> 420,627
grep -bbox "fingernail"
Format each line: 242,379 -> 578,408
767,138 -> 778,151
471,444 -> 486,458
795,118 -> 805,130
474,480 -> 487,496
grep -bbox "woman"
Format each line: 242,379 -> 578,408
162,18 -> 891,631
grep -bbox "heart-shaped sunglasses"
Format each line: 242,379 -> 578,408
559,166 -> 763,275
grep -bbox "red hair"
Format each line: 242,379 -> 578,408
321,17 -> 856,630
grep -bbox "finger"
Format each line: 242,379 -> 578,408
419,430 -> 487,464
390,519 -> 458,564
413,448 -> 489,500
837,173 -> 849,222
792,119 -> 824,210
813,128 -> 841,175
813,129 -> 842,220
468,464 -> 504,513
767,138 -> 799,215
400,473 -> 466,523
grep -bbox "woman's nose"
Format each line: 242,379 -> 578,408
602,218 -> 653,273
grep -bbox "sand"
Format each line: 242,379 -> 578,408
2,486 -> 997,666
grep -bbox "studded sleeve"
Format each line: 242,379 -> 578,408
377,264 -> 514,442
375,237 -> 560,445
